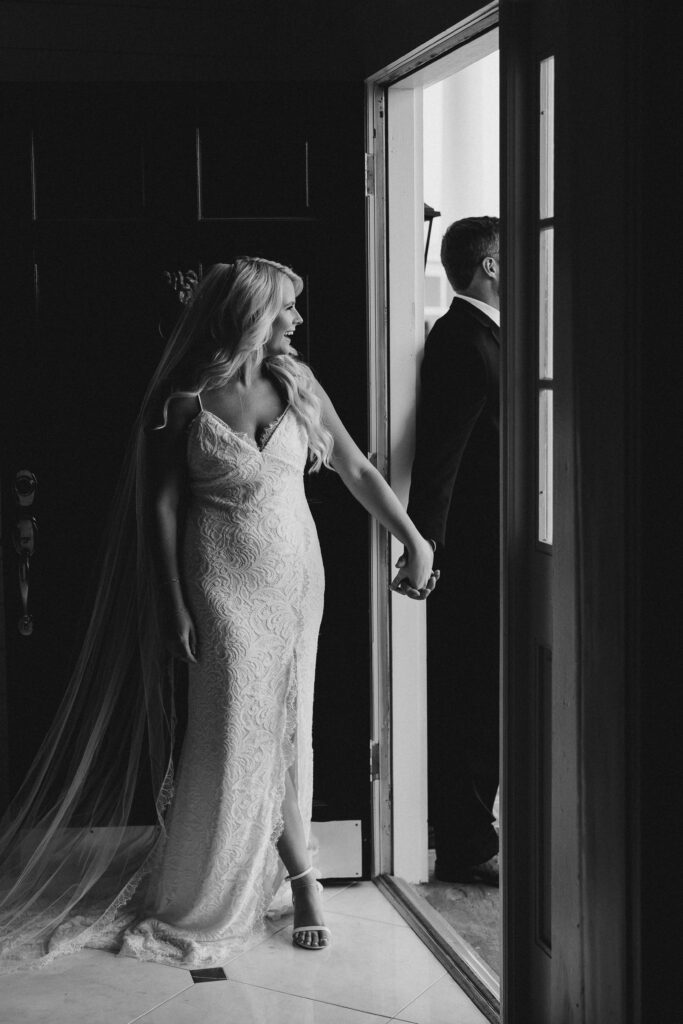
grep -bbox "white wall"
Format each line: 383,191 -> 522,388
424,52 -> 500,321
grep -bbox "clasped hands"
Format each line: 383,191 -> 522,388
390,542 -> 440,601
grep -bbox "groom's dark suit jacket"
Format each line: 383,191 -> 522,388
408,296 -> 501,856
407,297 -> 500,560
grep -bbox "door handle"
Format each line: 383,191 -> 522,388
11,471 -> 37,637
13,516 -> 36,637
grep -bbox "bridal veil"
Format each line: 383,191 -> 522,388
0,265 -> 245,970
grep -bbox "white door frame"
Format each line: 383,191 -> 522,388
364,3 -> 499,882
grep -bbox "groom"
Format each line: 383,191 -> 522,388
407,216 -> 501,884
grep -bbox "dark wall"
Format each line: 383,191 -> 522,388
638,3 -> 681,1021
355,0 -> 485,75
0,0 -> 362,80
0,0 -> 485,82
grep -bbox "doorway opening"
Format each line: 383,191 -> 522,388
365,7 -> 501,1020
416,45 -> 500,978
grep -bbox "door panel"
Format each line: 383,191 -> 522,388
501,4 -> 562,1019
34,123 -> 145,221
0,83 -> 371,868
198,128 -> 309,219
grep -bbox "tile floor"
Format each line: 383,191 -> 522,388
0,882 -> 490,1024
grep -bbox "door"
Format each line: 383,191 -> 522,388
500,13 -> 556,1015
365,4 -> 567,1021
0,83 -> 372,864
365,10 -> 503,1020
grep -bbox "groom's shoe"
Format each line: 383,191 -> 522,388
434,854 -> 499,887
434,829 -> 499,886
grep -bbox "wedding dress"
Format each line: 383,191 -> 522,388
0,393 -> 324,971
119,396 -> 325,966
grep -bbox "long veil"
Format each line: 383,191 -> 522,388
0,267 -> 237,971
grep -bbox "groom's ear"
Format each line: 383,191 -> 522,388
482,257 -> 497,278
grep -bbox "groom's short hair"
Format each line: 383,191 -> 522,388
441,216 -> 500,292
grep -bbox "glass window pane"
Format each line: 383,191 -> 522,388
539,227 -> 554,379
538,388 -> 554,544
540,56 -> 555,220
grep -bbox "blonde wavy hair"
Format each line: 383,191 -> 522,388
151,258 -> 334,472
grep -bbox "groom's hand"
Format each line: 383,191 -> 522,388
390,548 -> 440,600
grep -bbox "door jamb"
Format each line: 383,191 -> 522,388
365,0 -> 499,882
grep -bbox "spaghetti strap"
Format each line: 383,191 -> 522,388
196,391 -> 204,412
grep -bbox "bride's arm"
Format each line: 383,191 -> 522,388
313,380 -> 435,596
143,395 -> 198,662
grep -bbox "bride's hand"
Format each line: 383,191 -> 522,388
390,539 -> 439,600
159,586 -> 198,663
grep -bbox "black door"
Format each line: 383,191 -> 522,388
0,82 -> 371,871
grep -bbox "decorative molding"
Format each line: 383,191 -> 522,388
365,2 -> 498,87
162,268 -> 199,306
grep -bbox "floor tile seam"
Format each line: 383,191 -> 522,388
389,1013 -> 485,1024
222,918 -> 293,963
264,918 -> 292,935
185,886 -> 376,965
125,981 -> 195,1024
387,970 -> 449,1022
226,902 -> 407,959
257,888 -> 350,928
220,977 -> 394,1019
321,883 -> 356,901
227,907 -> 411,962
321,908 -> 409,928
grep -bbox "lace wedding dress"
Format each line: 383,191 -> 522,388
119,397 -> 324,967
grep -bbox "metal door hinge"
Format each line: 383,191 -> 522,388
369,740 -> 380,782
364,153 -> 375,197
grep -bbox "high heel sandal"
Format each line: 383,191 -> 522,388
286,866 -> 331,950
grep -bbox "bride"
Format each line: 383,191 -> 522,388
0,257 -> 436,970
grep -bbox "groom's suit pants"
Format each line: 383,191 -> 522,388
427,510 -> 500,867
